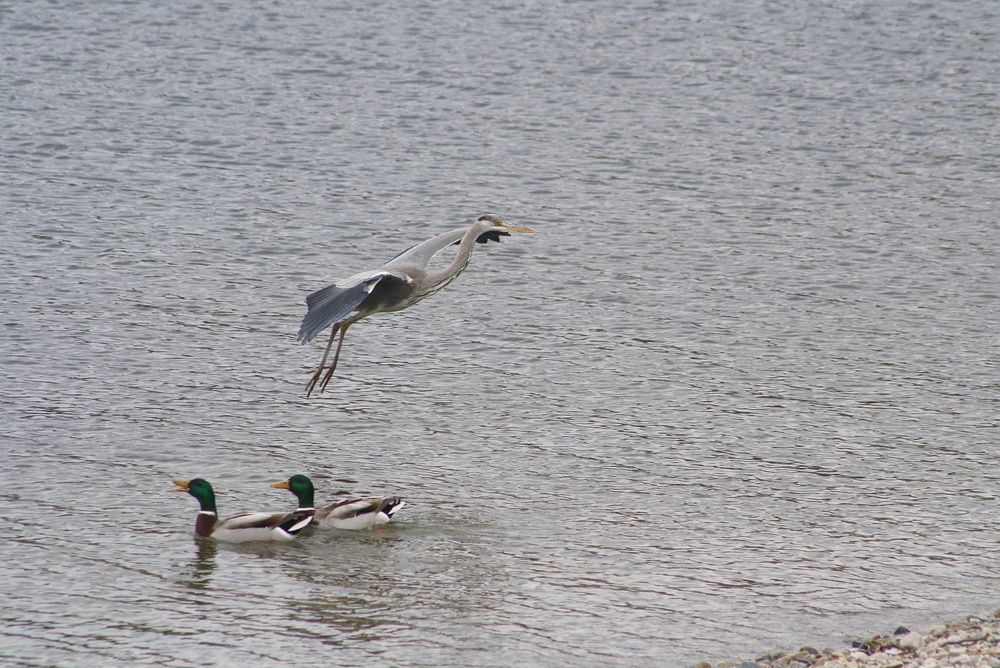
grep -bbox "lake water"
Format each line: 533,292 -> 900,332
2,1 -> 998,666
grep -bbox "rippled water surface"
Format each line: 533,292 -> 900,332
2,1 -> 999,666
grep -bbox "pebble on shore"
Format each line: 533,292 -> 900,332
698,611 -> 1000,668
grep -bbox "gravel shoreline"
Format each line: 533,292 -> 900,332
701,612 -> 1000,668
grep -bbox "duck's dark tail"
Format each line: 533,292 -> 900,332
380,497 -> 406,518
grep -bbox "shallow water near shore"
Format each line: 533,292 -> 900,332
2,1 -> 999,666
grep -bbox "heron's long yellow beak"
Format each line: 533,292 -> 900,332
172,479 -> 191,492
271,480 -> 292,490
505,224 -> 537,234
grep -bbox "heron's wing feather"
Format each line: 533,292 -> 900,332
382,228 -> 467,269
474,230 -> 509,244
297,270 -> 387,344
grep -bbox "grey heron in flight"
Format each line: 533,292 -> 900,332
297,214 -> 536,396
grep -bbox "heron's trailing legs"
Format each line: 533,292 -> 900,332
304,324 -> 352,397
317,324 -> 351,394
305,324 -> 348,397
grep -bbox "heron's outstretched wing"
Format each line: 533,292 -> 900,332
297,270 -> 387,344
383,226 -> 508,270
382,228 -> 467,269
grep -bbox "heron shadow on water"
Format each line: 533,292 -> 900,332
297,214 -> 537,397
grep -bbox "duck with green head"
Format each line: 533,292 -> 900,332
173,478 -> 314,542
273,474 -> 405,530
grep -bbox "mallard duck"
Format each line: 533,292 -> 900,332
172,478 -> 314,543
273,474 -> 406,530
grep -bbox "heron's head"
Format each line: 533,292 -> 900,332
475,214 -> 537,237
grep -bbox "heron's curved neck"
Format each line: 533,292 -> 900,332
423,223 -> 484,288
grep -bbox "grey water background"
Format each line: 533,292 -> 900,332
2,0 -> 998,666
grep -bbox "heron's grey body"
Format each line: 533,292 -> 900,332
297,227 -> 467,347
298,215 -> 535,396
